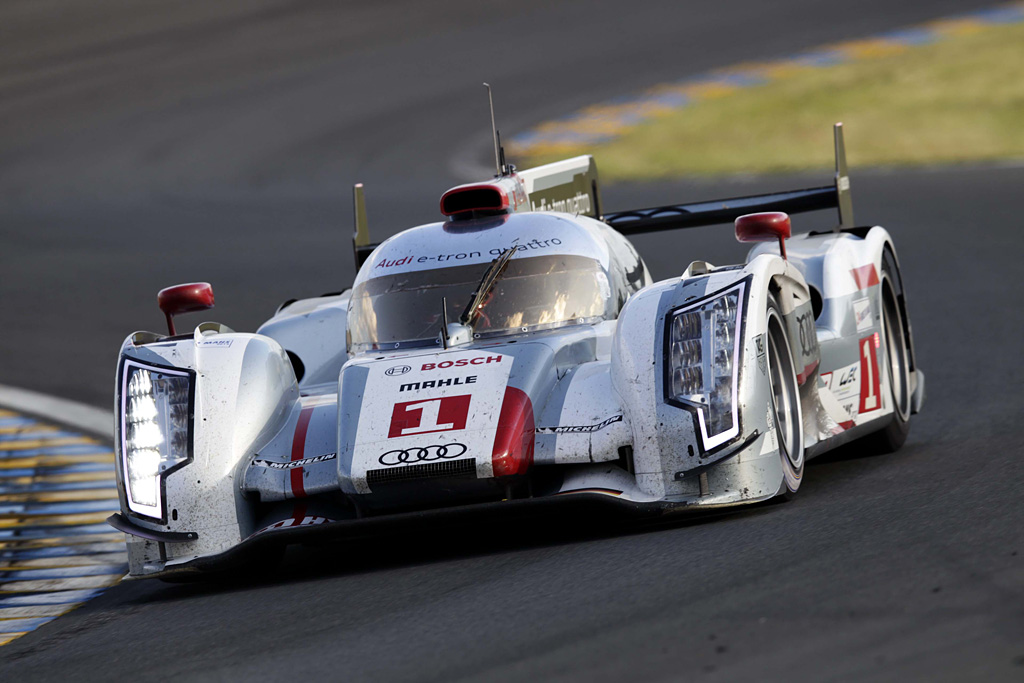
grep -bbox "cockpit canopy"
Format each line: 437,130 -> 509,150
347,212 -> 649,353
349,254 -> 611,352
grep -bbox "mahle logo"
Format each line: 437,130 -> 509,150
385,365 -> 411,376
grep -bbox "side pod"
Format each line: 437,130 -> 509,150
114,331 -> 298,576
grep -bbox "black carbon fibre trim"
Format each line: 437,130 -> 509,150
366,458 -> 477,486
604,186 -> 837,234
107,513 -> 198,543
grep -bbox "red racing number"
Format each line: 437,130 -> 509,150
859,335 -> 881,414
388,395 -> 472,438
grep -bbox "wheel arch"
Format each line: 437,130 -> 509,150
880,243 -> 918,374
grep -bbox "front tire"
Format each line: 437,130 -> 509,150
766,294 -> 804,496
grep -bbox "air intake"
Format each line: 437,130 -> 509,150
366,458 -> 477,486
440,186 -> 507,216
439,175 -> 528,218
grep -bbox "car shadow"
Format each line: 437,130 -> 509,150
128,500 -> 779,603
123,437 -> 924,604
119,436 -> 927,605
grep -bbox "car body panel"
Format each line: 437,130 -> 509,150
110,152 -> 924,578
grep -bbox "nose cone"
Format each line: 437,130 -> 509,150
339,349 -> 530,497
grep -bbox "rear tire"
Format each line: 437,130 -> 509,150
862,261 -> 912,453
766,294 -> 804,497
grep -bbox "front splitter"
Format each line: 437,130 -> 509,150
113,492 -> 686,580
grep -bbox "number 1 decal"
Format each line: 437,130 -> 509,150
859,336 -> 881,414
388,395 -> 472,438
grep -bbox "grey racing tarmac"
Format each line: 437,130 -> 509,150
1,1 -> 1021,680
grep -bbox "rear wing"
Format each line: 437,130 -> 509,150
603,123 -> 854,235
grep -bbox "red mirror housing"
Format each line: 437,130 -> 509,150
735,212 -> 791,260
157,282 -> 214,336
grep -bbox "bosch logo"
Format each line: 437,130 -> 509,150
385,365 -> 412,376
421,355 -> 502,371
378,443 -> 468,466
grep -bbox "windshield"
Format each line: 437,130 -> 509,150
348,254 -> 612,352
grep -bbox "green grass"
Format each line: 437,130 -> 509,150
515,22 -> 1024,180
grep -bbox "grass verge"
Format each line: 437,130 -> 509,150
514,22 -> 1024,180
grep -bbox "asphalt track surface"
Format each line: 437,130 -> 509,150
1,1 -> 1022,680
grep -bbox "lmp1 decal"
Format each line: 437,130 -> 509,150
388,395 -> 472,438
755,333 -> 767,375
853,297 -> 872,332
859,333 -> 881,414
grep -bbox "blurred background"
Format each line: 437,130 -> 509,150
2,2 -> 1023,679
0,0 -> 1011,406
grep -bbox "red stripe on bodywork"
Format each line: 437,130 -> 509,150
289,406 -> 315,498
839,420 -> 855,431
491,387 -> 535,477
797,359 -> 819,385
851,264 -> 880,290
291,502 -> 307,525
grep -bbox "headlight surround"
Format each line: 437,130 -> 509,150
118,358 -> 194,520
665,281 -> 746,451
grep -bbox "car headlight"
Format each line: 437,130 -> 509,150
118,359 -> 194,520
665,282 -> 745,451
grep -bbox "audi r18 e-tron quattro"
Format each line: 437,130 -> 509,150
108,123 -> 924,580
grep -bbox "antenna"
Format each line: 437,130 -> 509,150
497,130 -> 507,173
484,83 -> 502,176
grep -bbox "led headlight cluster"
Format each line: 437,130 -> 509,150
666,282 -> 745,450
119,359 -> 193,519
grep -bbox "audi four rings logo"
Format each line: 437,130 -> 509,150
378,443 -> 468,466
385,365 -> 412,376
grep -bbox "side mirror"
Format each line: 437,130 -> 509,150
735,212 -> 791,260
157,282 -> 214,336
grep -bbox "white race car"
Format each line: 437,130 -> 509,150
108,124 -> 924,579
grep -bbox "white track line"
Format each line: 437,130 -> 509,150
0,384 -> 113,439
